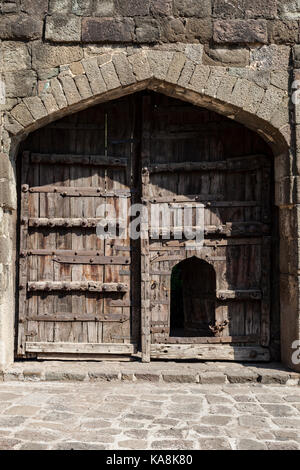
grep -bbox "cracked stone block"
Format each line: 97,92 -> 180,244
58,74 -> 81,105
112,53 -> 136,86
81,57 -> 106,95
100,62 -> 121,90
23,96 -> 48,120
128,52 -> 151,81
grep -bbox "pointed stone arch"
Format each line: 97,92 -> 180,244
0,46 -> 298,371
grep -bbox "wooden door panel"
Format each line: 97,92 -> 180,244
18,96 -> 139,358
145,92 -> 273,360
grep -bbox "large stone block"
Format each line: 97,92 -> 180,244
0,42 -> 31,72
32,44 -> 83,70
230,78 -> 265,114
159,17 -> 186,43
251,45 -> 290,71
269,20 -> 299,45
50,77 -> 68,109
128,52 -> 152,81
244,0 -> 277,19
115,0 -> 150,16
45,13 -> 81,42
112,53 -> 136,86
185,18 -> 213,43
23,96 -> 48,120
58,74 -> 81,105
278,0 -> 300,20
82,18 -> 135,43
81,57 -> 106,94
49,0 -> 71,13
256,85 -> 287,122
74,74 -> 93,99
213,0 -> 277,19
135,18 -> 160,43
189,64 -> 210,92
10,102 -> 34,128
40,93 -> 59,115
166,52 -> 186,84
0,1 -> 19,13
174,0 -> 211,17
150,0 -> 173,16
147,50 -> 174,80
94,0 -> 115,16
71,0 -> 93,16
99,61 -> 121,90
4,70 -> 37,98
0,14 -> 43,40
20,0 -> 48,17
213,19 -> 268,44
0,180 -> 16,210
204,46 -> 249,67
178,59 -> 195,87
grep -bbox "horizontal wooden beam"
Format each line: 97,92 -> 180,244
24,313 -> 129,322
28,218 -> 126,229
150,344 -> 270,361
53,255 -> 130,265
155,335 -> 259,344
26,282 -> 128,292
21,249 -> 105,257
149,238 -> 263,249
31,153 -> 128,167
217,290 -> 262,300
22,185 -> 133,198
146,197 -> 260,207
149,223 -> 269,239
147,155 -> 268,174
25,342 -> 137,355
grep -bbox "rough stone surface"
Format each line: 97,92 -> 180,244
0,14 -> 43,40
45,13 -> 81,42
213,19 -> 268,44
82,18 -> 135,43
0,381 -> 299,450
0,1 -> 299,376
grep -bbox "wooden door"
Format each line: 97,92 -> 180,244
17,96 -> 140,359
140,93 -> 273,362
17,91 -> 276,362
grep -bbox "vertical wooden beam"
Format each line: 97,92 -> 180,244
261,163 -> 272,347
17,151 -> 30,356
141,95 -> 151,362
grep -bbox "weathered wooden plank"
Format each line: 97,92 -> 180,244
26,342 -> 137,354
150,344 -> 270,361
53,255 -> 130,265
27,281 -> 128,292
148,155 -> 268,174
28,218 -> 103,228
26,186 -> 133,197
25,313 -> 129,322
159,336 -> 259,344
23,249 -> 105,256
217,290 -> 262,300
31,153 -> 128,167
141,94 -> 151,363
17,151 -> 30,357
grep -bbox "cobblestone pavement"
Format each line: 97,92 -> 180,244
0,382 -> 300,450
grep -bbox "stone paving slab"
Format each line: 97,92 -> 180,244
1,361 -> 299,386
0,381 -> 300,450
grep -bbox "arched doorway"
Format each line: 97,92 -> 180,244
170,257 -> 217,337
16,90 -> 278,362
